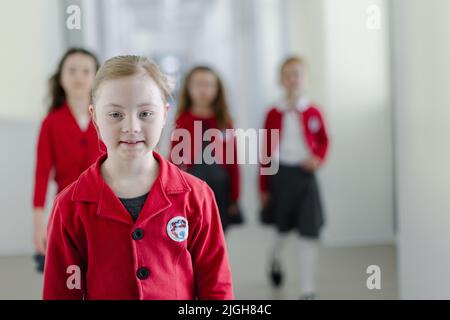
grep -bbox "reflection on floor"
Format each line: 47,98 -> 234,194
0,225 -> 397,300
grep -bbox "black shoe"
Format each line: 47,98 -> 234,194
270,259 -> 283,288
300,293 -> 318,300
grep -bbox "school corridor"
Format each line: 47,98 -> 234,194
1,0 -> 449,300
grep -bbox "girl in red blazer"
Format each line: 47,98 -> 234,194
170,66 -> 241,233
43,56 -> 233,300
260,56 -> 329,299
33,48 -> 103,272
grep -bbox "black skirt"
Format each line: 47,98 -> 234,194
188,163 -> 232,231
261,164 -> 325,239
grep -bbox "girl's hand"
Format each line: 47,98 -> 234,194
260,191 -> 270,208
33,209 -> 47,255
228,203 -> 239,216
301,156 -> 322,172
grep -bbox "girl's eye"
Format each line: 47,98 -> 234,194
140,111 -> 154,118
108,112 -> 122,119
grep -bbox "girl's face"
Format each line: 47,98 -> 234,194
91,72 -> 168,160
281,62 -> 307,95
188,70 -> 218,106
60,53 -> 97,99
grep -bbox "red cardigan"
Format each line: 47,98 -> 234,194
170,111 -> 240,202
43,151 -> 234,300
259,103 -> 329,192
33,102 -> 104,209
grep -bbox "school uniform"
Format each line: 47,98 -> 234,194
170,111 -> 240,231
33,102 -> 104,273
260,98 -> 329,238
43,151 -> 234,300
33,101 -> 105,209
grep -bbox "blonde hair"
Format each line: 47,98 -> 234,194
280,55 -> 307,75
91,55 -> 171,105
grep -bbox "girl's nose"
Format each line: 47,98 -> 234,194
122,115 -> 141,133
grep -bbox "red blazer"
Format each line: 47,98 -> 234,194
43,151 -> 234,300
259,103 -> 329,192
170,111 -> 240,202
33,102 -> 104,209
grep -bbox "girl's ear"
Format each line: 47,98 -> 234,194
88,105 -> 96,121
89,105 -> 100,132
162,103 -> 170,126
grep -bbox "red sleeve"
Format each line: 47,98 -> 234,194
188,182 -> 234,300
314,109 -> 330,161
43,198 -> 86,300
33,117 -> 54,209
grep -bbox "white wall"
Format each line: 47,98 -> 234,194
286,0 -> 326,105
392,0 -> 450,299
286,0 -> 394,246
252,0 -> 287,107
0,0 -> 64,120
0,0 -> 63,255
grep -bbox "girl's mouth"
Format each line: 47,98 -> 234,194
119,140 -> 145,146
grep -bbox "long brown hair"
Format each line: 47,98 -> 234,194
177,66 -> 232,129
47,48 -> 99,113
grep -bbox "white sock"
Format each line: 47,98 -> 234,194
299,236 -> 319,295
271,232 -> 288,262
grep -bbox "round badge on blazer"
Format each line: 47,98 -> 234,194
167,216 -> 189,242
308,116 -> 321,133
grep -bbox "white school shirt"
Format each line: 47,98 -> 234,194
277,97 -> 311,165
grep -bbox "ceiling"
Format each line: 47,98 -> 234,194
115,0 -> 217,33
